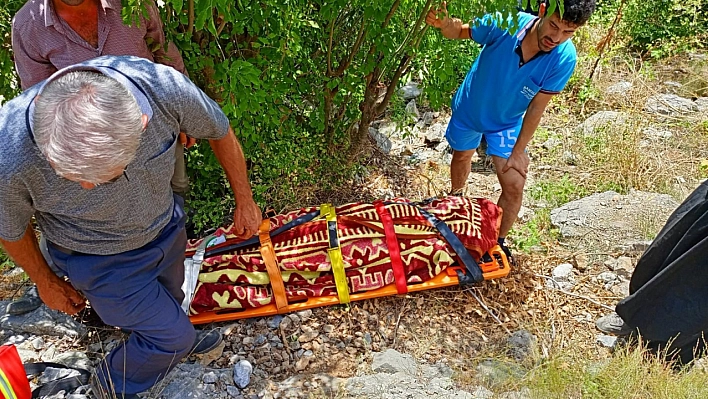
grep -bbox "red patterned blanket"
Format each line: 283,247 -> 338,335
185,196 -> 502,316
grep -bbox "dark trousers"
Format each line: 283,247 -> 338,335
47,196 -> 195,395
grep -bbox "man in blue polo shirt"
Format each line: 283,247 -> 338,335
426,0 -> 595,259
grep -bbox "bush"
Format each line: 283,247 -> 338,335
147,0 -> 518,229
621,0 -> 708,57
0,0 -> 23,103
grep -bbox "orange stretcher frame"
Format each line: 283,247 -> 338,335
189,245 -> 511,324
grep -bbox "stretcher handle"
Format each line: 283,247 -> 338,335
204,210 -> 320,258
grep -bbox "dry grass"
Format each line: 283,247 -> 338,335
516,342 -> 708,399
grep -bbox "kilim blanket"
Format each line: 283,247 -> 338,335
184,196 -> 502,316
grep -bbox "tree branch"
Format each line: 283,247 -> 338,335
382,0 -> 401,28
589,0 -> 626,80
375,54 -> 412,115
216,15 -> 227,36
332,17 -> 366,77
326,17 -> 335,76
378,0 -> 431,82
187,0 -> 195,35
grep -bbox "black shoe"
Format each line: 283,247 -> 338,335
191,329 -> 223,355
498,243 -> 516,267
449,188 -> 465,197
596,313 -> 633,336
6,285 -> 44,315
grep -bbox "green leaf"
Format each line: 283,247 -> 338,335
305,20 -> 320,29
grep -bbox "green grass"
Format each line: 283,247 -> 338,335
528,175 -> 589,208
0,248 -> 14,271
511,176 -> 589,252
519,344 -> 708,399
462,343 -> 708,399
511,210 -> 556,252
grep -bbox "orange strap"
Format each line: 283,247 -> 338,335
258,220 -> 288,312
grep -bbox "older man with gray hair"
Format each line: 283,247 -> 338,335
0,55 -> 261,399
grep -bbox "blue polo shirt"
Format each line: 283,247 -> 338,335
451,12 -> 577,133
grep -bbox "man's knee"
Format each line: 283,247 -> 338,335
500,178 -> 525,198
148,321 -> 196,355
452,149 -> 476,163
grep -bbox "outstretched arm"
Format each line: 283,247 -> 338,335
425,2 -> 471,39
209,127 -> 261,239
0,226 -> 85,315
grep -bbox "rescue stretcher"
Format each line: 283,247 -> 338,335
181,196 -> 512,324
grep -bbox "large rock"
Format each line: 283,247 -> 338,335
645,94 -> 698,115
345,350 -> 482,398
506,330 -> 537,362
550,191 -> 679,245
425,121 -> 448,145
371,349 -> 417,374
0,305 -> 86,338
696,97 -> 708,113
406,99 -> 420,119
399,82 -> 422,100
153,363 -> 236,399
577,111 -> 628,137
642,126 -> 673,140
605,81 -> 632,96
369,127 -> 392,154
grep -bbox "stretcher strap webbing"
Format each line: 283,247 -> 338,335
373,201 -> 408,294
204,210 -> 320,258
320,204 -> 351,304
414,205 -> 484,284
0,368 -> 18,399
24,362 -> 90,399
258,220 -> 289,311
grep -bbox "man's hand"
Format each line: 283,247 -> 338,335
501,151 -> 530,179
425,2 -> 464,39
37,275 -> 86,315
179,132 -> 197,149
232,197 -> 261,239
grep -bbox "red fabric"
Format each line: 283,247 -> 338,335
0,345 -> 31,399
187,196 -> 502,315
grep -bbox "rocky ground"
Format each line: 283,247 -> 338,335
1,55 -> 707,399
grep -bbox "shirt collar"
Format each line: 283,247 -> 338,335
515,17 -> 551,66
43,0 -> 113,27
27,63 -> 153,135
516,16 -> 538,42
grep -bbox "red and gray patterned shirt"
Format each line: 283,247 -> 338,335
12,0 -> 186,90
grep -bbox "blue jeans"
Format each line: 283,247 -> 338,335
47,196 -> 194,395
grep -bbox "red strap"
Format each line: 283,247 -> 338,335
374,201 -> 408,294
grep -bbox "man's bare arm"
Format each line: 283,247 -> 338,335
0,226 -> 85,314
502,92 -> 555,178
209,127 -> 261,238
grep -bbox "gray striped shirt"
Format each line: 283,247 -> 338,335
0,56 -> 229,255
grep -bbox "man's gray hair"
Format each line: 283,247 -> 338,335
33,71 -> 144,184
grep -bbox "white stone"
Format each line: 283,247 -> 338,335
552,263 -> 574,282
